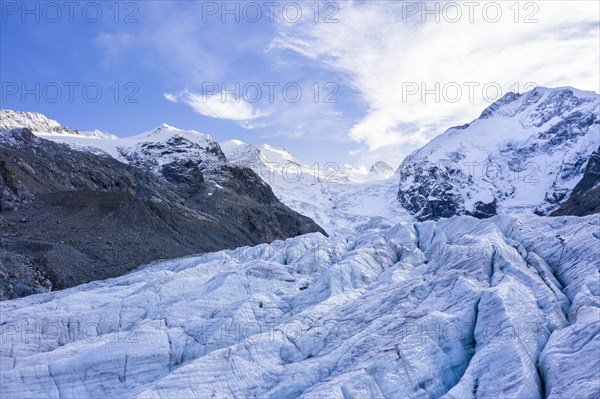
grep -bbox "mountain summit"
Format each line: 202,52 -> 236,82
397,87 -> 599,221
369,161 -> 394,177
0,109 -> 116,139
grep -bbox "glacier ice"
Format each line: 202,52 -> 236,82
1,214 -> 598,398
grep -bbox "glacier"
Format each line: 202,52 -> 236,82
221,139 -> 411,235
1,214 -> 598,398
1,89 -> 599,397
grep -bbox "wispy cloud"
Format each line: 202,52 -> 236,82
93,2 -> 239,85
164,90 -> 268,128
90,1 -> 599,166
270,0 -> 600,163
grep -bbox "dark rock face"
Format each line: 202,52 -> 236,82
0,128 -> 325,300
396,161 -> 498,221
0,247 -> 52,300
472,199 -> 497,219
397,161 -> 469,221
551,148 -> 600,217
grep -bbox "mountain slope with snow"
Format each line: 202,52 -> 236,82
221,140 -> 411,235
369,161 -> 394,178
397,87 -> 599,221
0,109 -> 117,139
0,116 -> 324,299
1,214 -> 598,398
3,111 -> 379,237
0,111 -> 230,181
1,93 -> 599,398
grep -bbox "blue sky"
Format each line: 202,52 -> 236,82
1,1 -> 599,167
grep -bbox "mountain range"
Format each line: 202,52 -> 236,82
0,114 -> 323,300
0,86 -> 598,398
1,86 -> 598,300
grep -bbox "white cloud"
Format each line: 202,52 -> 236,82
164,90 -> 268,128
270,0 -> 600,164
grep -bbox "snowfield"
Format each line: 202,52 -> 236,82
1,214 -> 598,398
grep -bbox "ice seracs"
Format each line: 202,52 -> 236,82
1,214 -> 598,398
1,90 -> 599,398
0,125 -> 325,300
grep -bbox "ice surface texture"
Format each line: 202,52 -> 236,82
1,214 -> 598,398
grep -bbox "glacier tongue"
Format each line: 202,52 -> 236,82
1,214 -> 598,398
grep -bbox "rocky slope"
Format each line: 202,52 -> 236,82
1,214 -> 598,398
552,148 -> 600,216
0,119 -> 324,300
397,87 -> 599,221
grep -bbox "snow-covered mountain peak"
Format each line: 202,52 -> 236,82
115,124 -> 227,175
221,139 -> 264,167
134,123 -> 215,146
79,129 -> 118,139
221,140 -> 410,234
414,87 -> 599,162
1,111 -> 228,179
221,139 -> 301,169
1,109 -> 67,133
0,109 -> 116,139
398,86 -> 600,220
477,86 -> 598,124
225,138 -> 245,146
369,161 -> 394,177
260,143 -> 298,162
